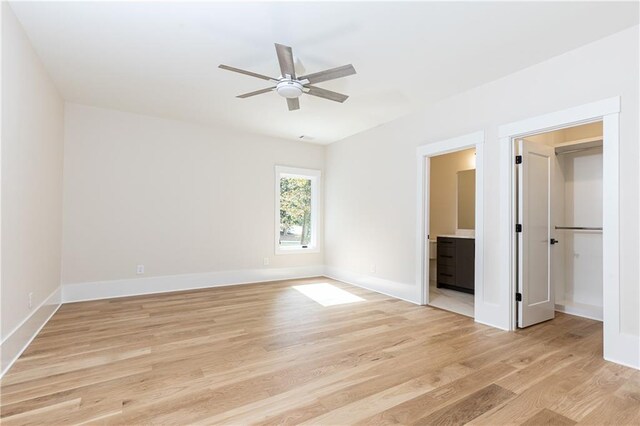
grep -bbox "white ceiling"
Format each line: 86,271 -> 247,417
10,1 -> 639,144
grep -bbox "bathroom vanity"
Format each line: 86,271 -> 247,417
436,235 -> 475,294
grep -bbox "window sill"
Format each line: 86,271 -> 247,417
275,246 -> 320,255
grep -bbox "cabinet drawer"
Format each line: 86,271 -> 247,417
438,273 -> 455,285
437,246 -> 455,265
437,265 -> 456,284
437,237 -> 456,246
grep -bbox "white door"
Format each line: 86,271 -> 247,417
517,139 -> 555,328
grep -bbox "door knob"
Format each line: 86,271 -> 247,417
550,238 -> 559,245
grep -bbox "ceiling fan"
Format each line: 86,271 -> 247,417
219,43 -> 356,111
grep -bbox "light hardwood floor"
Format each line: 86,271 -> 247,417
1,277 -> 638,425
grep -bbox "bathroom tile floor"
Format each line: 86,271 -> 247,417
429,280 -> 474,317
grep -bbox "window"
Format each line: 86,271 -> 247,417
275,166 -> 320,254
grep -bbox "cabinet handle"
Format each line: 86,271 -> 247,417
440,273 -> 453,277
441,255 -> 453,258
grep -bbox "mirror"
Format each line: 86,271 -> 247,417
457,169 -> 475,230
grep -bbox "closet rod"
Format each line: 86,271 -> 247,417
555,226 -> 602,231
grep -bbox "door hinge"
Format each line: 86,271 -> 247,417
516,292 -> 522,302
515,224 -> 523,233
515,155 -> 522,164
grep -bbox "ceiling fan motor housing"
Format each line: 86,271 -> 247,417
276,80 -> 303,98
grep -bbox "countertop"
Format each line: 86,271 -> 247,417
436,234 -> 475,239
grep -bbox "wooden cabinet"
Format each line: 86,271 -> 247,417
436,236 -> 475,294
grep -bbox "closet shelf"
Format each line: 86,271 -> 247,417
554,136 -> 603,155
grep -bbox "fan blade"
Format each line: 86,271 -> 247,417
236,87 -> 276,98
219,64 -> 277,82
287,98 -> 300,111
294,57 -> 307,76
275,43 -> 296,79
305,85 -> 349,103
299,64 -> 356,84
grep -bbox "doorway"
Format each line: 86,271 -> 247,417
514,122 -> 603,328
428,148 -> 476,317
416,131 -> 484,318
499,96 -> 632,367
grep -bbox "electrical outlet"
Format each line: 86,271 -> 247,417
136,264 -> 145,275
263,257 -> 270,266
370,263 -> 376,273
28,292 -> 33,309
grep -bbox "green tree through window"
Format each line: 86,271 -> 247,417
280,177 -> 312,246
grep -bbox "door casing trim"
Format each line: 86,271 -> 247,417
415,131 -> 485,318
498,96 -> 632,367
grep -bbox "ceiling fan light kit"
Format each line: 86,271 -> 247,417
219,43 -> 356,111
276,80 -> 303,98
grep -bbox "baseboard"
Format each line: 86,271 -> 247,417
323,266 -> 420,305
1,286 -> 62,377
555,302 -> 603,322
62,265 -> 325,303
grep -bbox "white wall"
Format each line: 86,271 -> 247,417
325,26 -> 638,338
62,104 -> 324,293
561,150 -> 603,309
1,3 -> 64,372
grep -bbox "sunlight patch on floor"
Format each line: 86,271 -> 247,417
292,283 -> 365,306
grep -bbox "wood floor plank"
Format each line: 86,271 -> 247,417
468,359 -> 604,425
576,394 -> 640,425
521,408 -> 576,426
413,384 -> 515,426
548,362 -> 634,421
0,277 -> 637,425
355,361 -> 517,425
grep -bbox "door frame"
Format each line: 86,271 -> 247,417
498,96 -> 633,367
415,131 -> 485,311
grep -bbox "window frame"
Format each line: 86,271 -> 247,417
274,165 -> 321,255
